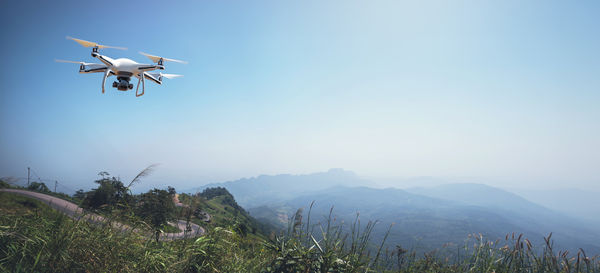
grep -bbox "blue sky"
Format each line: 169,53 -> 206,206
0,0 -> 598,192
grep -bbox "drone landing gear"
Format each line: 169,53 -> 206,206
135,73 -> 145,97
101,69 -> 110,94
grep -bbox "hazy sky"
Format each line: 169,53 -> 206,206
0,0 -> 598,192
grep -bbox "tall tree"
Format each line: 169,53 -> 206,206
81,174 -> 128,211
136,188 -> 176,241
27,182 -> 50,193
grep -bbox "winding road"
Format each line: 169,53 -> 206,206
0,189 -> 205,241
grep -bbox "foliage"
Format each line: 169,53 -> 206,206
198,186 -> 245,212
0,179 -> 11,189
198,187 -> 232,200
76,170 -> 180,239
0,192 -> 270,273
262,205 -> 389,272
81,175 -> 130,211
2,192 -> 600,273
73,189 -> 86,200
135,188 -> 177,241
27,181 -> 50,193
186,187 -> 274,236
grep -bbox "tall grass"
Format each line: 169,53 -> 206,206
386,232 -> 600,273
2,193 -> 599,272
0,192 -> 269,272
257,205 -> 600,273
261,205 -> 394,272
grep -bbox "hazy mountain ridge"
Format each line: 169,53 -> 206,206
509,188 -> 600,226
254,194 -> 525,253
194,170 -> 600,255
192,168 -> 368,207
404,183 -> 600,252
273,186 -> 599,253
406,183 -> 599,235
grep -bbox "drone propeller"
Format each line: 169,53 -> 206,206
146,72 -> 184,81
55,59 -> 91,65
139,52 -> 188,64
160,73 -> 184,79
66,36 -> 127,50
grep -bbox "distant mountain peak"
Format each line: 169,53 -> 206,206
192,169 -> 368,207
327,168 -> 353,173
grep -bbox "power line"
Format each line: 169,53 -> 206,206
31,169 -> 43,183
12,167 -> 83,194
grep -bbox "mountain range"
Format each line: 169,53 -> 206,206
192,169 -> 600,255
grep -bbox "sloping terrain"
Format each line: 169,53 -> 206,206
0,189 -> 205,240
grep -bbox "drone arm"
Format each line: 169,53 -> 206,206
136,64 -> 162,72
92,53 -> 115,67
80,65 -> 108,74
143,72 -> 162,85
101,69 -> 110,94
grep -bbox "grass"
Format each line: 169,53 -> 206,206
1,191 -> 599,272
0,192 -> 269,272
162,223 -> 182,233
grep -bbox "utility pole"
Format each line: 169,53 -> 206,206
55,180 -> 57,193
27,167 -> 30,187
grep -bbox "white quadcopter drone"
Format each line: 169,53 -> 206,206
56,36 -> 186,97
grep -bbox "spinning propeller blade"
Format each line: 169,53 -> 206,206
160,73 -> 184,79
55,59 -> 89,65
147,72 -> 184,80
139,52 -> 188,64
66,36 -> 127,50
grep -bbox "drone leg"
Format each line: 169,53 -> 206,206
136,73 -> 145,97
135,76 -> 141,94
101,69 -> 110,94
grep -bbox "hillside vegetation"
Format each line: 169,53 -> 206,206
2,184 -> 600,273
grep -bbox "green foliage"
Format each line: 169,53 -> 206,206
0,179 -> 11,189
0,192 -> 270,272
198,187 -> 244,211
136,188 -> 177,240
75,171 -> 179,239
81,176 -> 129,211
73,189 -> 86,200
198,187 -> 232,200
2,192 -> 600,273
27,181 -> 50,193
189,187 -> 275,236
262,206 -> 386,272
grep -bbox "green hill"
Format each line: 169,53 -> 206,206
177,187 -> 276,237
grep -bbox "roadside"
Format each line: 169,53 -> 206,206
0,189 -> 205,240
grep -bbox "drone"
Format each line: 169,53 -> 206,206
56,37 -> 186,97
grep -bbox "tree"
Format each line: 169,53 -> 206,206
98,171 -> 110,179
0,179 -> 11,189
28,182 -> 50,193
73,189 -> 86,200
81,175 -> 129,211
136,188 -> 176,241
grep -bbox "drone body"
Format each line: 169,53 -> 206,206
57,37 -> 185,97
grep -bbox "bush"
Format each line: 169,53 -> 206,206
27,181 -> 50,193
